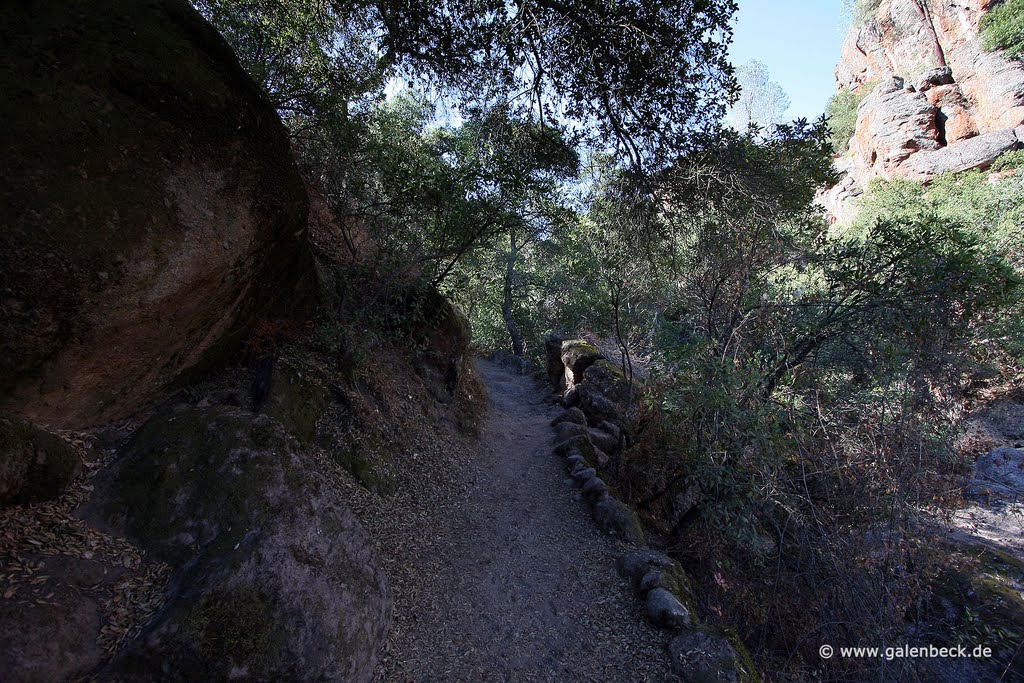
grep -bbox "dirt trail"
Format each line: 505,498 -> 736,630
372,359 -> 672,682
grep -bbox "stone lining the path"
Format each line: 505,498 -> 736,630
545,335 -> 760,683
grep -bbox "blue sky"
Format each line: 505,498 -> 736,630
729,0 -> 847,121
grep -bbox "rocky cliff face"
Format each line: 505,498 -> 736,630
823,0 -> 1024,222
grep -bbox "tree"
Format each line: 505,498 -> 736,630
724,59 -> 790,133
196,0 -> 739,169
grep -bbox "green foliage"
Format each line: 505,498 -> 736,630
991,149 -> 1024,172
853,169 -> 1024,364
981,0 -> 1024,59
842,0 -> 883,25
197,0 -> 739,168
824,84 -> 874,153
193,0 -> 384,119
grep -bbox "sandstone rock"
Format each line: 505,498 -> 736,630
591,498 -> 645,545
905,129 -> 1020,178
0,413 -> 80,506
551,407 -> 588,427
644,588 -> 692,630
825,0 -> 1024,221
86,404 -> 390,681
0,0 -> 318,429
560,340 -> 604,389
914,66 -> 954,93
927,84 -> 979,144
850,78 -> 942,179
669,629 -> 752,683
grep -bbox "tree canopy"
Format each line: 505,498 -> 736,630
196,0 -> 739,167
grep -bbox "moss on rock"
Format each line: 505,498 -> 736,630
183,586 -> 284,670
260,358 -> 329,447
87,403 -> 392,680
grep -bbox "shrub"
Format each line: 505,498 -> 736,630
825,84 -> 874,153
991,149 -> 1024,172
981,0 -> 1024,59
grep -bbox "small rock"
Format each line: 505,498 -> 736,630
562,386 -> 580,408
644,588 -> 691,630
582,476 -> 608,501
592,498 -> 645,545
594,448 -> 610,469
554,434 -> 595,459
551,407 -> 587,427
588,427 -> 619,455
669,629 -> 749,683
578,388 -> 618,422
565,453 -> 585,469
618,549 -> 673,581
0,412 -> 81,506
914,66 -> 953,93
639,569 -> 663,593
598,420 -> 622,441
554,421 -> 588,443
571,466 -> 597,484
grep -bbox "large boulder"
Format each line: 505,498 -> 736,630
0,412 -> 80,506
0,0 -> 317,429
560,340 -> 604,389
403,287 -> 472,404
85,404 -> 390,681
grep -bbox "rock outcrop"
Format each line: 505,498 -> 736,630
86,404 -> 391,681
823,0 -> 1024,221
0,0 -> 317,428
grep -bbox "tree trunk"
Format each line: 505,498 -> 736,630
503,230 -> 525,356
